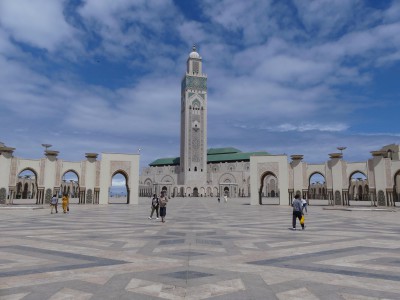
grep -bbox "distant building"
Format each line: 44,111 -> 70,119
139,47 -> 400,208
139,46 -> 270,198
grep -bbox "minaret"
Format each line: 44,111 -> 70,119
179,45 -> 208,188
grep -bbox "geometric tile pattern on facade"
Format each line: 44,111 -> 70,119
1,198 -> 400,299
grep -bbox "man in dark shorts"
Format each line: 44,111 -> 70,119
292,194 -> 305,230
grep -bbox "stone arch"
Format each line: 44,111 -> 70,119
109,170 -> 130,204
192,99 -> 201,108
223,187 -> 229,195
348,171 -> 368,204
161,175 -> 174,184
144,178 -> 152,186
61,169 -> 80,202
15,168 -> 38,203
264,175 -> 278,198
259,171 -> 278,205
349,170 -> 367,178
393,170 -> 400,204
62,169 -> 80,183
200,187 -> 205,196
219,173 -> 236,184
193,187 -> 199,197
308,172 -> 327,200
186,187 -> 192,196
207,187 -> 212,196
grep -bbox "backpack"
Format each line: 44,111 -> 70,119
152,197 -> 159,206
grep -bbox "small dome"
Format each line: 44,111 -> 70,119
189,45 -> 200,59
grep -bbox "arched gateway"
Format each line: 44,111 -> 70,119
0,148 -> 139,205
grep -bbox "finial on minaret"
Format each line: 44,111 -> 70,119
192,44 -> 196,52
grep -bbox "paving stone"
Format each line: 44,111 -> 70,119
0,197 -> 400,299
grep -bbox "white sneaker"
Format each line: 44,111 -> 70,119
292,228 -> 296,230
148,217 -> 152,219
156,217 -> 159,220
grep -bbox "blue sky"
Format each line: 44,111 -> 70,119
1,0 -> 400,170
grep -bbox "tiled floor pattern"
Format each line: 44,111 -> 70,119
1,198 -> 400,299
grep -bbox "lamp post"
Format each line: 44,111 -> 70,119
337,146 -> 346,155
42,144 -> 52,151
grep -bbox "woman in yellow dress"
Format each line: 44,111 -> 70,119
62,194 -> 69,213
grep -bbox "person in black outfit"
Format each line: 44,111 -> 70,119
149,194 -> 159,219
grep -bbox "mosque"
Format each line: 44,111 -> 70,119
138,46 -> 400,207
139,46 -> 272,198
1,46 -> 400,206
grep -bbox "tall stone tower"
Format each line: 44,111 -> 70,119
179,45 -> 208,188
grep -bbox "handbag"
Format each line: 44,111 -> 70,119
300,215 -> 305,225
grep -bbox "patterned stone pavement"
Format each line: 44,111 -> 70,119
1,197 -> 400,299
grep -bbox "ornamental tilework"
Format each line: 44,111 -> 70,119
55,160 -> 62,186
39,158 -> 46,186
368,160 -> 376,188
9,157 -> 17,186
81,161 -> 86,187
378,190 -> 386,206
385,159 -> 392,186
342,163 -> 347,187
95,161 -> 101,187
184,76 -> 207,91
335,190 -> 342,205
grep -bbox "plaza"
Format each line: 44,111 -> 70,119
1,197 -> 399,299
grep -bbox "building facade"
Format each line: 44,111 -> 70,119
0,143 -> 139,205
139,47 -> 400,207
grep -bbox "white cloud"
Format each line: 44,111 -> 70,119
77,0 -> 181,61
293,0 -> 362,38
0,0 -> 77,52
236,122 -> 349,133
1,0 -> 400,169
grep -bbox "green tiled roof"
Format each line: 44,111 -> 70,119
149,148 -> 270,166
149,157 -> 180,166
207,147 -> 241,155
207,151 -> 270,163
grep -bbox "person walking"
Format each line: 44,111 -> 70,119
224,194 -> 228,203
217,197 -> 220,203
50,194 -> 58,214
149,194 -> 159,219
292,194 -> 305,230
62,194 -> 69,214
159,191 -> 169,223
301,197 -> 308,214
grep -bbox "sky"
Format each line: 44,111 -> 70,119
1,0 -> 400,171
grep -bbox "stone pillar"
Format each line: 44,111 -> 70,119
0,146 -> 14,204
370,151 -> 388,206
328,153 -> 344,205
